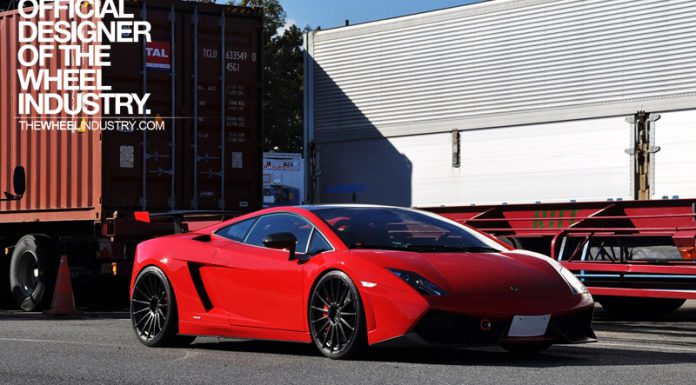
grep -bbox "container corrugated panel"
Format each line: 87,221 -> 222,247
0,0 -> 263,223
308,0 -> 696,141
0,8 -> 102,222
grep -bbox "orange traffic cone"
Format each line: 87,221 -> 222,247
44,255 -> 80,317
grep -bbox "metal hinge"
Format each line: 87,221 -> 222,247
196,153 -> 221,162
148,168 -> 174,177
200,169 -> 222,178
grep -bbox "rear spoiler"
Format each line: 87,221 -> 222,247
133,210 -> 244,233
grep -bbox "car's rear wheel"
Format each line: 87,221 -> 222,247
309,270 -> 366,359
130,266 -> 195,347
502,342 -> 552,354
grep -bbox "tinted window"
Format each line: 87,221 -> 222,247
217,218 -> 257,242
246,213 -> 312,252
307,230 -> 332,255
313,207 -> 505,253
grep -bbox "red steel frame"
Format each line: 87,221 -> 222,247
424,199 -> 696,300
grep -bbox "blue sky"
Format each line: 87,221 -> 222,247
218,1 -> 482,31
281,0 -> 480,30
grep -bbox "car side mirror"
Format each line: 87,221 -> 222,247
263,232 -> 297,260
3,166 -> 25,201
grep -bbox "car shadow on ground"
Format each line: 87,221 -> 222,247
189,339 -> 696,367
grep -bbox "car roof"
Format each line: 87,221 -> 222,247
300,204 -> 410,212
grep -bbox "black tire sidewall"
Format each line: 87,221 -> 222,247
9,235 -> 54,311
309,270 -> 367,359
131,266 -> 179,347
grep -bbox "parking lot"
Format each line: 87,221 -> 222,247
1,302 -> 694,385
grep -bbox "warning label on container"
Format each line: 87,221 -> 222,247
146,41 -> 171,70
232,152 -> 243,169
120,146 -> 135,168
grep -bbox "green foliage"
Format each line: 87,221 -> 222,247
230,0 -> 307,152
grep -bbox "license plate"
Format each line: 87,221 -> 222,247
507,315 -> 550,337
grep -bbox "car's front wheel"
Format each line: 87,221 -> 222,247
130,266 -> 195,347
309,270 -> 366,359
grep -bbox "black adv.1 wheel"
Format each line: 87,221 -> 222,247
309,270 -> 367,359
130,266 -> 195,347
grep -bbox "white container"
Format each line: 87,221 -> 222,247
262,153 -> 305,207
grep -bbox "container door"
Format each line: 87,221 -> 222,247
182,8 -> 263,211
103,3 -> 179,212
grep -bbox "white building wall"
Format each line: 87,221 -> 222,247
319,117 -> 634,206
307,0 -> 696,206
653,110 -> 696,199
309,0 -> 696,140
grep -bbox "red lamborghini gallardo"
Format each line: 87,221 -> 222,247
130,205 -> 596,358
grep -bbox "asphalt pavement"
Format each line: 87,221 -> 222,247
0,303 -> 695,385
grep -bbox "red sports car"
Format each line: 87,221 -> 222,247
130,205 -> 596,358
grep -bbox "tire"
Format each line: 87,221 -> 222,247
9,235 -> 54,311
599,296 -> 686,319
130,266 -> 195,347
309,270 -> 367,359
502,342 -> 552,354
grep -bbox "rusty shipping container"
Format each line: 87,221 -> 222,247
0,0 -> 263,310
1,0 -> 263,220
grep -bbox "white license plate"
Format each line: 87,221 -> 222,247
507,315 -> 550,337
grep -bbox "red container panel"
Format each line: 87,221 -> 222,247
1,1 -> 263,223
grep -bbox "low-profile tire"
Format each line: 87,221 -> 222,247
9,235 -> 54,312
599,297 -> 686,319
502,342 -> 552,354
309,270 -> 367,359
130,266 -> 194,347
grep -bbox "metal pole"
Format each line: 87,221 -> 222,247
170,4 -> 176,210
192,7 -> 199,209
219,11 -> 226,209
141,1 -> 148,210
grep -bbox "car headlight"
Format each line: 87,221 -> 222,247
558,266 -> 589,295
388,269 -> 447,296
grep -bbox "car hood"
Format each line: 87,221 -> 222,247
351,249 -> 569,298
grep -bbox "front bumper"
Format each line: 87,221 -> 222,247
374,305 -> 596,347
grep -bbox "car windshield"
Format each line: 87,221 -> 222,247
312,207 -> 506,253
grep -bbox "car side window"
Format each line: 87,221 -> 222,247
245,213 -> 312,252
307,230 -> 332,256
217,218 -> 257,242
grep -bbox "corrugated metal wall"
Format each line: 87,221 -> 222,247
308,0 -> 696,141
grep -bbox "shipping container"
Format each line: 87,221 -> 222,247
304,0 -> 696,206
0,0 -> 263,310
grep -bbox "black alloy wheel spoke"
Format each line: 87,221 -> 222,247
337,322 -> 348,343
339,318 -> 354,331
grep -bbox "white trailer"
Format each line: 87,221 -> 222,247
304,0 -> 696,207
262,152 -> 306,206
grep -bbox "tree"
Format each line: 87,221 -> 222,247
231,0 -> 307,153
